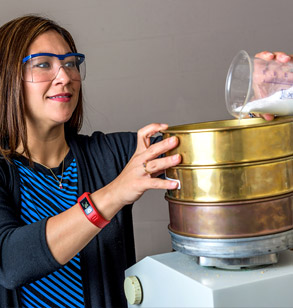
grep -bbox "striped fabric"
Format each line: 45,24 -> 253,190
13,153 -> 85,308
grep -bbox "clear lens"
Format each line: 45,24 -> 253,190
22,55 -> 86,82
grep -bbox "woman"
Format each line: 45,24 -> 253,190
0,15 -> 181,307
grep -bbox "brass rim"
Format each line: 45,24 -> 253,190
162,116 -> 293,133
165,191 -> 293,205
169,155 -> 293,169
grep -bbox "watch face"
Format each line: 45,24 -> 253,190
80,197 -> 93,215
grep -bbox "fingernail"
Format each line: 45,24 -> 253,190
170,181 -> 178,188
172,154 -> 180,161
169,136 -> 177,144
279,53 -> 290,59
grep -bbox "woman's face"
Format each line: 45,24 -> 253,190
23,30 -> 81,130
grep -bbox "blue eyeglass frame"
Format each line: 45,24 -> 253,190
22,52 -> 85,64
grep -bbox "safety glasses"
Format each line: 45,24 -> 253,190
22,53 -> 86,83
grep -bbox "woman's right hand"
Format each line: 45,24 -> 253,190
91,123 -> 181,220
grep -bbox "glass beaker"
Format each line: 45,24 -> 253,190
225,50 -> 293,118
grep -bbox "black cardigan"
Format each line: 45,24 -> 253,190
0,131 -> 146,308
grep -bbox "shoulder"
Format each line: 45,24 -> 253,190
102,131 -> 137,151
71,131 -> 137,152
68,131 -> 138,165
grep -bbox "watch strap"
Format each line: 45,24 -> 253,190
78,192 -> 110,229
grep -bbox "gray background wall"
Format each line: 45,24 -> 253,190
2,0 -> 293,260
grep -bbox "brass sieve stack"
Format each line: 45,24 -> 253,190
162,116 -> 293,240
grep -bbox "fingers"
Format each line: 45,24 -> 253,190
274,52 -> 291,63
136,123 -> 179,163
136,123 -> 168,152
143,177 -> 179,190
142,136 -> 179,165
143,154 -> 181,177
261,113 -> 275,121
249,112 -> 275,121
255,51 -> 292,63
133,123 -> 181,192
140,137 -> 180,180
255,51 -> 275,61
253,50 -> 293,102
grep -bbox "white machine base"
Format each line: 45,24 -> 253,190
125,250 -> 293,307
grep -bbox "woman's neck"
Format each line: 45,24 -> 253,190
17,124 -> 69,168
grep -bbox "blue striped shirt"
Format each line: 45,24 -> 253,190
14,151 -> 85,308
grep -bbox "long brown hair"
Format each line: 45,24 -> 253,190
0,15 -> 84,161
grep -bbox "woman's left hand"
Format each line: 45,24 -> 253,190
92,123 -> 181,220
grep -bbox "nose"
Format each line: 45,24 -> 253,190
53,66 -> 71,84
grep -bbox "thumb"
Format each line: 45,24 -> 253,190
136,123 -> 168,153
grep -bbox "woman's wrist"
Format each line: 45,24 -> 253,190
78,192 -> 111,229
90,184 -> 124,221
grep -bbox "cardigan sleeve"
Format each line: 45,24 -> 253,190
0,160 -> 61,289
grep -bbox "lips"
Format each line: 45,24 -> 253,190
47,93 -> 72,102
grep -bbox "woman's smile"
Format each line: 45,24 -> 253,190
47,92 -> 73,102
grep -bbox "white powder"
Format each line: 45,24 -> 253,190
235,86 -> 293,115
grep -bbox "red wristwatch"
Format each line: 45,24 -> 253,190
78,192 -> 110,229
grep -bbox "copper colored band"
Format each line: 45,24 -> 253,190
166,193 -> 293,239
